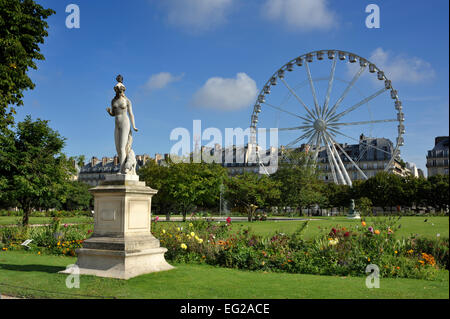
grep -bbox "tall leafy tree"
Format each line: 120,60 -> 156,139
0,116 -> 73,225
427,175 -> 449,212
358,171 -> 404,211
61,181 -> 93,211
139,160 -> 174,218
0,0 -> 54,129
225,172 -> 281,222
271,151 -> 324,215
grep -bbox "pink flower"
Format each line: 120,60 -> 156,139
64,224 -> 68,228
154,216 -> 159,222
226,217 -> 231,224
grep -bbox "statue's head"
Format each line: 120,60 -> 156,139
114,74 -> 126,95
114,82 -> 126,95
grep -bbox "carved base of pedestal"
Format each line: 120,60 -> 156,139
347,213 -> 361,219
59,246 -> 174,280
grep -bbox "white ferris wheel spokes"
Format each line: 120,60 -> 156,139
250,50 -> 405,186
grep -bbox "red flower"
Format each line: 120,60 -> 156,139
226,217 -> 231,224
344,232 -> 350,237
331,228 -> 337,234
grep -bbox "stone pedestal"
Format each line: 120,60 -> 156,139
60,174 -> 173,279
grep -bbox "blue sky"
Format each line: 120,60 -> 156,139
16,0 -> 449,173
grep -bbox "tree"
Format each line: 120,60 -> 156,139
271,151 -> 324,215
0,116 -> 73,225
0,0 -> 54,129
61,181 -> 93,211
225,172 -> 281,222
427,175 -> 449,212
322,182 -> 352,212
139,160 -> 174,219
192,162 -> 228,211
76,155 -> 85,167
358,171 -> 404,211
166,163 -> 205,222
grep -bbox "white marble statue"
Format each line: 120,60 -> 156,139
106,75 -> 138,175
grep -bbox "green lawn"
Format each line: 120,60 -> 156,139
0,216 -> 93,226
0,251 -> 448,299
154,216 -> 449,240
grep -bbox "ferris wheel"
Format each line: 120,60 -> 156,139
249,50 -> 405,186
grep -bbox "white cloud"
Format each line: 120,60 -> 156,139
347,48 -> 436,84
261,0 -> 337,31
192,73 -> 258,110
164,0 -> 233,33
368,48 -> 435,84
144,72 -> 184,91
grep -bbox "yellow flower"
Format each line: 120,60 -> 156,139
38,252 -> 41,255
180,243 -> 187,250
189,223 -> 193,227
261,261 -> 265,266
374,229 -> 380,235
177,227 -> 181,232
394,250 -> 398,254
57,242 -> 61,246
368,257 -> 371,262
328,239 -> 339,246
197,238 -> 203,244
162,229 -> 166,234
190,232 -> 195,237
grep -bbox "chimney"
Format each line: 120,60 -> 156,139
435,136 -> 448,146
91,157 -> 99,167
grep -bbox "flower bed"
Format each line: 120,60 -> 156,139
153,217 -> 448,280
1,216 -> 448,280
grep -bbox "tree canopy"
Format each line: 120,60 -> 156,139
0,0 -> 54,129
0,116 -> 74,225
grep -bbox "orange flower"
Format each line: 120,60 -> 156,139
374,229 -> 380,235
396,266 -> 400,270
361,221 -> 366,227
